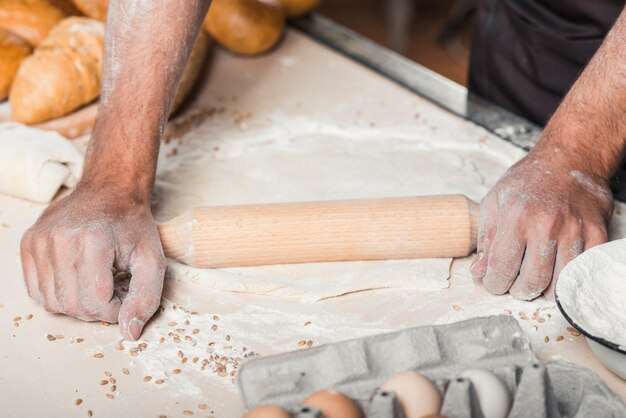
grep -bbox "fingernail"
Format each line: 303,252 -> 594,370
128,318 -> 143,341
470,252 -> 483,275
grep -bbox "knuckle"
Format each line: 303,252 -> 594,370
492,261 -> 519,281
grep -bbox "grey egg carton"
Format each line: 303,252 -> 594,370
236,315 -> 626,417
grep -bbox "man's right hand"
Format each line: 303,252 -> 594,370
20,183 -> 166,341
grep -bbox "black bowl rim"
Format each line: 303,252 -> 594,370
555,291 -> 626,355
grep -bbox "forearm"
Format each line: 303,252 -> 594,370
81,0 -> 210,203
535,7 -> 626,180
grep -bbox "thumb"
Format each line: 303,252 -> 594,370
118,251 -> 166,341
470,191 -> 499,278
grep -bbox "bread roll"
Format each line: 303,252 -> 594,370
9,17 -> 104,123
171,30 -> 211,114
204,0 -> 285,56
70,0 -> 107,21
277,0 -> 320,17
0,0 -> 66,45
0,29 -> 31,100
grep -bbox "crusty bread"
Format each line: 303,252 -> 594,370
0,0 -> 66,45
70,0 -> 107,21
276,0 -> 320,17
171,30 -> 212,115
204,0 -> 285,56
9,16 -> 104,123
0,29 -> 31,100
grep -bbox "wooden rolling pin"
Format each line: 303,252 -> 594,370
158,194 -> 480,268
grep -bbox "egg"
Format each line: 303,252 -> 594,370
243,405 -> 292,418
380,371 -> 442,418
459,369 -> 512,418
303,390 -> 363,418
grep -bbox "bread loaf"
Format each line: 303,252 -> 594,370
204,0 -> 285,55
70,0 -> 107,21
9,17 -> 104,124
277,0 -> 320,17
0,0 -> 66,45
171,30 -> 211,114
0,29 -> 31,100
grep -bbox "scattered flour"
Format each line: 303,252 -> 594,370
557,239 -> 626,348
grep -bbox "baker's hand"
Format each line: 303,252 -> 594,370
470,145 -> 613,300
20,184 -> 166,340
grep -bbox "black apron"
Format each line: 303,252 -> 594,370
469,0 -> 624,126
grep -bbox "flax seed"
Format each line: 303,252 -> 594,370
171,369 -> 181,375
211,325 -> 217,331
94,353 -> 104,359
155,379 -> 165,384
198,404 -> 207,410
298,340 -> 306,346
143,376 -> 152,382
544,336 -> 550,343
46,334 -> 56,341
122,368 -> 129,375
106,394 -> 114,400
556,336 -> 564,342
183,411 -> 193,416
213,315 -> 219,321
100,322 -> 110,327
100,380 -> 109,385
26,314 -> 33,320
567,327 -> 581,336
75,399 -> 82,406
192,329 -> 199,334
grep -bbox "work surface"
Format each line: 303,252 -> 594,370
2,28 -> 626,417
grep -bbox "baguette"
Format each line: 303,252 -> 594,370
0,0 -> 66,45
0,29 -> 31,100
204,0 -> 285,56
9,16 -> 104,124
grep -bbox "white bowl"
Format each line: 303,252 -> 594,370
555,239 -> 626,380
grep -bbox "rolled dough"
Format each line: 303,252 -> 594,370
0,122 -> 83,203
155,116 -> 524,300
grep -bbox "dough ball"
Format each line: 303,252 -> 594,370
204,0 -> 285,56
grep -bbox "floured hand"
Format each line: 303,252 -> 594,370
20,184 -> 166,341
470,145 -> 613,300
